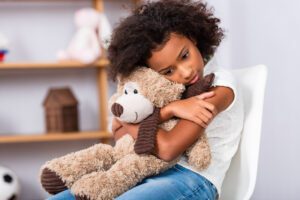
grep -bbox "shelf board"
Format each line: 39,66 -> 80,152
0,59 -> 109,70
0,131 -> 113,143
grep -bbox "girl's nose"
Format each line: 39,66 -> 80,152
178,65 -> 193,80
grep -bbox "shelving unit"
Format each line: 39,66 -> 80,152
0,59 -> 109,70
0,0 -> 134,144
0,57 -> 112,143
0,131 -> 112,143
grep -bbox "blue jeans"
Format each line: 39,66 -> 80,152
48,164 -> 218,200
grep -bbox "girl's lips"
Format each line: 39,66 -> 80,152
188,74 -> 199,85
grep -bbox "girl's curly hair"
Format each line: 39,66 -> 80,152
108,0 -> 224,81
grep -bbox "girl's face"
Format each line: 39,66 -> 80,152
147,33 -> 205,86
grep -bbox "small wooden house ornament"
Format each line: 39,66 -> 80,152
43,87 -> 79,133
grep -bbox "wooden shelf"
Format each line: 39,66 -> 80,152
0,0 -> 122,144
0,131 -> 113,143
0,59 -> 109,70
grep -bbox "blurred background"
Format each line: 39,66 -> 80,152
0,0 -> 299,199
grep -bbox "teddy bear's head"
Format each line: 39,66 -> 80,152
110,67 -> 185,123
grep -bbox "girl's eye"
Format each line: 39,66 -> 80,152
182,50 -> 189,60
134,89 -> 138,94
125,90 -> 128,94
164,68 -> 174,76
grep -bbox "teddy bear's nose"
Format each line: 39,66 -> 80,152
111,103 -> 123,117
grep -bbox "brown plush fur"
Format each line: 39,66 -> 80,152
112,67 -> 186,108
40,144 -> 115,189
40,67 -> 211,200
72,135 -> 177,200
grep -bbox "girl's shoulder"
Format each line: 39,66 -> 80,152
209,68 -> 242,115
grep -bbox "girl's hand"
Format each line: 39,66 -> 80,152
119,122 -> 140,140
112,118 -> 122,134
112,118 -> 128,141
169,91 -> 217,128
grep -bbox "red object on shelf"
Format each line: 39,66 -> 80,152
0,50 -> 8,62
0,53 -> 4,62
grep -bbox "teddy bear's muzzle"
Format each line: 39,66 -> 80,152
111,103 -> 123,117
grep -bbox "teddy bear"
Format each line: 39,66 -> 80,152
110,67 -> 215,171
57,8 -> 105,64
40,67 -> 214,200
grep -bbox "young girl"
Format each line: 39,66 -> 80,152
49,0 -> 244,199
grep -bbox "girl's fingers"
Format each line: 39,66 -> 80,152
198,100 -> 215,113
112,119 -> 122,132
199,120 -> 207,128
196,91 -> 215,100
199,113 -> 210,124
191,116 -> 206,128
194,94 -> 218,115
199,107 -> 213,119
195,115 -> 208,128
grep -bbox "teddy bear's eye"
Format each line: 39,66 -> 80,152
125,90 -> 128,95
134,89 -> 138,94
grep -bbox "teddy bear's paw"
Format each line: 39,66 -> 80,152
188,152 -> 211,171
187,136 -> 212,171
40,167 -> 67,194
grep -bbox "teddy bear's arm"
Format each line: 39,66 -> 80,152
182,73 -> 215,99
134,108 -> 161,155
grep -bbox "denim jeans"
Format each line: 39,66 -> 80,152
48,164 -> 218,200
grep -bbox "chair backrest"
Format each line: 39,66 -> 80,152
220,65 -> 268,200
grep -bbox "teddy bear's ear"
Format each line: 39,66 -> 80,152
151,79 -> 185,107
132,68 -> 185,107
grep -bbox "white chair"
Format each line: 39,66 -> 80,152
220,65 -> 268,200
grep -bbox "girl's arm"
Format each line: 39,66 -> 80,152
122,86 -> 234,161
159,91 -> 215,124
157,86 -> 234,161
113,91 -> 215,140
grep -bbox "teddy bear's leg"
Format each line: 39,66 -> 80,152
71,154 -> 176,200
40,143 -> 115,195
187,133 -> 212,170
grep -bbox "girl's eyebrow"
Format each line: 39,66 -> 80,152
158,45 -> 186,73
